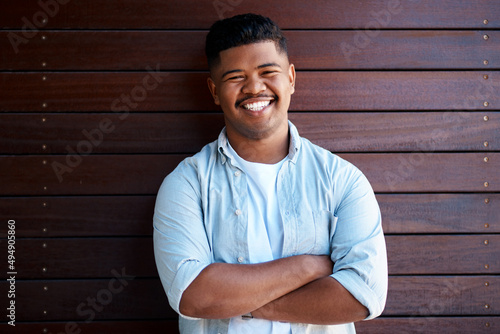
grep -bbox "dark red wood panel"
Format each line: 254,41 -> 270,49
1,194 -> 498,238
1,0 -> 498,29
1,1 -> 498,330
0,31 -> 207,71
0,154 -> 187,196
379,194 -> 500,234
0,276 -> 497,321
1,72 -> 497,112
383,276 -> 499,316
0,236 -> 497,279
0,72 -> 214,112
349,153 -> 499,193
356,317 -> 498,334
1,318 -> 497,334
0,279 -> 174,322
4,238 -> 158,279
0,321 -> 179,334
1,30 -> 498,70
290,30 -> 499,70
1,112 -> 497,154
0,113 -> 225,154
292,112 -> 499,153
0,196 -> 156,237
0,153 -> 497,195
294,71 -> 498,112
387,235 -> 499,275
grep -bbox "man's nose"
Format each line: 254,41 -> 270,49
242,75 -> 266,95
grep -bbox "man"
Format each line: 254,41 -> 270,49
153,13 -> 387,333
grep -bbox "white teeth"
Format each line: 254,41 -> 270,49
242,101 -> 271,111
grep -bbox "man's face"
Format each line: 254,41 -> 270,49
207,41 -> 296,141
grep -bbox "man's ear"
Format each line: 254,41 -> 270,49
288,63 -> 296,95
207,77 -> 220,105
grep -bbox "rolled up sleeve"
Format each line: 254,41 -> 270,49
153,164 -> 212,318
330,170 -> 388,320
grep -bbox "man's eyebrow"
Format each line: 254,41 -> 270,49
221,69 -> 243,80
257,62 -> 282,69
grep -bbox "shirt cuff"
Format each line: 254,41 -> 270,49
331,269 -> 386,320
167,258 -> 210,320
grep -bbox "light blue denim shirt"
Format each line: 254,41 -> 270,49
153,121 -> 388,334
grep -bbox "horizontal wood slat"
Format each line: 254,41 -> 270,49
0,236 -> 497,279
1,72 -> 498,112
0,316 -> 500,334
0,318 -> 497,334
0,279 -> 175,321
1,112 -> 498,154
1,0 -> 498,29
0,155 -> 185,196
356,317 -> 498,333
1,153 -> 498,195
385,276 -> 499,316
379,194 -> 499,234
0,321 -> 179,334
0,276 -> 497,321
1,238 -> 158,279
386,235 -> 499,275
1,31 -> 498,70
0,196 -> 156,237
354,153 -> 499,193
2,1 -> 497,332
1,194 -> 498,238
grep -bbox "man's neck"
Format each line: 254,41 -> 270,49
227,127 -> 289,164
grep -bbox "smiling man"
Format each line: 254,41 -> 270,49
153,14 -> 387,334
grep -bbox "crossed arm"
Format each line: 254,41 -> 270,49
179,254 -> 369,325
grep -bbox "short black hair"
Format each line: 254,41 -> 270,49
205,13 -> 288,71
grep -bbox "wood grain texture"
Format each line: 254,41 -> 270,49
386,235 -> 499,275
1,153 -> 498,195
0,236 -> 497,279
0,321 -> 179,334
1,30 -> 498,70
356,317 -> 498,333
0,318 -> 496,334
378,194 -> 499,234
1,1 -> 498,331
1,194 -> 498,238
0,196 -> 156,237
1,112 -> 497,154
0,276 -> 497,321
384,276 -> 499,316
1,0 -> 498,29
1,72 -> 497,111
0,279 -> 175,322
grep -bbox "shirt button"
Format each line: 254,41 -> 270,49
234,171 -> 241,177
235,209 -> 242,216
237,257 -> 244,263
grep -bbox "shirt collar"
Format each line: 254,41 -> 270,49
217,120 -> 301,165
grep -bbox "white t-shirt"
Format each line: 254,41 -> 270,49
226,143 -> 291,334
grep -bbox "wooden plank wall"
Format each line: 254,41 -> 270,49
0,0 -> 499,332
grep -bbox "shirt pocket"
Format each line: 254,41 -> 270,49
312,210 -> 338,255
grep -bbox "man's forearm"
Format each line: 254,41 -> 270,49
179,254 -> 333,319
252,276 -> 369,325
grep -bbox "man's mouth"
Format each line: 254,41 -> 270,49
237,95 -> 278,112
242,100 -> 271,111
